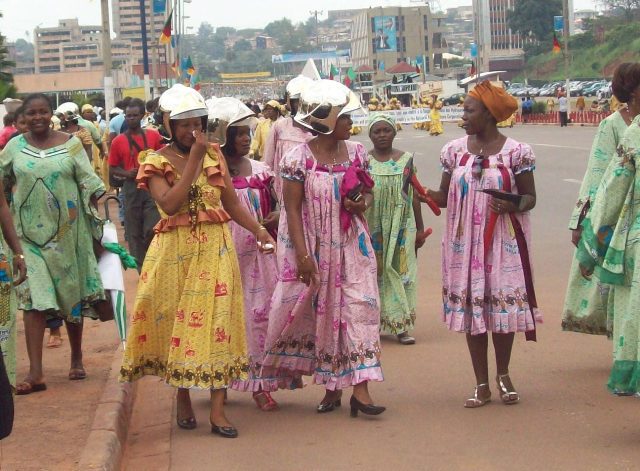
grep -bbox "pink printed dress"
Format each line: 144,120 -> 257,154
261,140 -> 383,391
229,160 -> 279,391
262,117 -> 312,199
440,136 -> 542,336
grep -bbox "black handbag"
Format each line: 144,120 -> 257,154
0,347 -> 14,440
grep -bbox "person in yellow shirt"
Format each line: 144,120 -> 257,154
250,100 -> 281,160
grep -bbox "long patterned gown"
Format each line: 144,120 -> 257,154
120,147 -> 249,389
261,141 -> 383,391
562,111 -> 628,336
577,115 -> 640,395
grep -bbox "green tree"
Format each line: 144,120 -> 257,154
0,12 -> 15,86
598,0 -> 640,20
507,0 -> 562,42
233,39 -> 253,52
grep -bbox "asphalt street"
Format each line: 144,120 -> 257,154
122,122 -> 640,471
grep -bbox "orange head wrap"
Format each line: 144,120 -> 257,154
468,81 -> 518,123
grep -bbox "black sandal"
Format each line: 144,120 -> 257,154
177,416 -> 197,430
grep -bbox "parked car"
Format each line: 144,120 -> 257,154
442,93 -> 466,106
583,81 -> 607,97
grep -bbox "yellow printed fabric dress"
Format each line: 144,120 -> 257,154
119,148 -> 249,389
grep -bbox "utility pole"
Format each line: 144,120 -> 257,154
149,0 -> 159,96
139,0 -> 151,101
100,0 -> 114,123
309,10 -> 323,50
563,0 -> 571,112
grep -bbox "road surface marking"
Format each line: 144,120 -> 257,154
563,178 -> 582,184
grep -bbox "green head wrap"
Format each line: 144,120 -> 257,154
368,112 -> 396,135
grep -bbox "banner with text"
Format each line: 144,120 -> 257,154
351,107 -> 463,126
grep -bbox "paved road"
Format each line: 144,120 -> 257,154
123,123 -> 640,471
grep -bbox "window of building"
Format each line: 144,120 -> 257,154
373,59 -> 378,70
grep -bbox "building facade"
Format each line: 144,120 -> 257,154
350,5 -> 448,81
112,0 -> 166,65
34,19 -> 103,74
472,0 -> 574,79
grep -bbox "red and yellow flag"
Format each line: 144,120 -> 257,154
552,33 -> 561,54
159,10 -> 173,45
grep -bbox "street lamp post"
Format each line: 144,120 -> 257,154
100,0 -> 114,123
138,0 -> 152,100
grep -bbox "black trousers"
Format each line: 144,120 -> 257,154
559,111 -> 568,127
122,180 -> 161,272
0,347 -> 14,440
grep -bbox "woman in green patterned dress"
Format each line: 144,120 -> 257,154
563,63 -> 640,336
1,94 -> 106,395
578,112 -> 640,395
366,113 -> 425,344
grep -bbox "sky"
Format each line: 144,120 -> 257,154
0,0 -> 599,42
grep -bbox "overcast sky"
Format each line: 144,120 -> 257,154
0,0 -> 599,42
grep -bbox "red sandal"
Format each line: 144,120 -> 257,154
253,391 -> 279,411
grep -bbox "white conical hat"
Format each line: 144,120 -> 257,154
169,93 -> 208,120
206,97 -> 258,147
286,75 -> 314,99
159,84 -> 203,113
294,80 -> 363,135
55,101 -> 80,117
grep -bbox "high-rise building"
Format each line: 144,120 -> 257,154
350,5 -> 448,81
34,19 -> 103,74
112,0 -> 166,65
472,0 -> 574,79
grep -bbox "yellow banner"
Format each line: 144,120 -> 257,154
219,72 -> 272,80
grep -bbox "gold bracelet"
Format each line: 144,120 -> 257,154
255,225 -> 267,235
297,254 -> 311,263
13,254 -> 24,260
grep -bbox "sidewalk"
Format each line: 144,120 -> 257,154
0,196 -> 138,471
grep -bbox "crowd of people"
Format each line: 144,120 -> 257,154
1,62 -> 639,442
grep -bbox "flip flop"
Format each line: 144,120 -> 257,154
68,368 -> 87,380
16,381 -> 47,395
46,335 -> 63,349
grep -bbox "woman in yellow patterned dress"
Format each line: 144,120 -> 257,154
120,92 -> 275,439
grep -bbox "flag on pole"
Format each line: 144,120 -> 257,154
552,33 -> 561,54
378,61 -> 385,71
171,58 -> 180,77
159,9 -> 173,45
329,64 -> 340,80
185,56 -> 195,76
343,67 -> 356,88
415,64 -> 421,74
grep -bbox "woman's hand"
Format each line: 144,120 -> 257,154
256,228 -> 276,255
489,197 -> 518,215
12,255 -> 27,286
579,262 -> 593,280
415,228 -> 432,251
189,130 -> 208,161
571,227 -> 583,247
296,254 -> 317,286
263,210 -> 280,232
344,197 -> 367,216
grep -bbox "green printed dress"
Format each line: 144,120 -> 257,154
577,115 -> 640,395
0,134 -> 106,323
562,111 -> 628,336
366,152 -> 417,334
0,241 -> 16,387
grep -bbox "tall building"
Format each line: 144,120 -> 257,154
350,5 -> 448,81
112,0 -> 167,65
472,0 -> 574,79
34,19 -> 103,74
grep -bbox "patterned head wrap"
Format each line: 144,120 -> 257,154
368,112 -> 396,135
468,81 -> 518,122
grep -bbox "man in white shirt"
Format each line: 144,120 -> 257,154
558,94 -> 569,127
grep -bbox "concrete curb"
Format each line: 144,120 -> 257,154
78,350 -> 137,471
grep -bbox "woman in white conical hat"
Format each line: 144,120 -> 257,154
120,90 -> 276,438
261,80 -> 386,418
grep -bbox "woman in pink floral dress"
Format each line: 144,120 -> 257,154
211,98 -> 281,411
426,81 -> 541,408
261,80 -> 385,418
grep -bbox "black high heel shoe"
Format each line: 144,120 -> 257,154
349,395 -> 386,418
317,391 -> 342,413
211,423 -> 238,438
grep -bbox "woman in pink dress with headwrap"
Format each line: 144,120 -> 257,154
261,80 -> 385,418
425,81 -> 541,408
